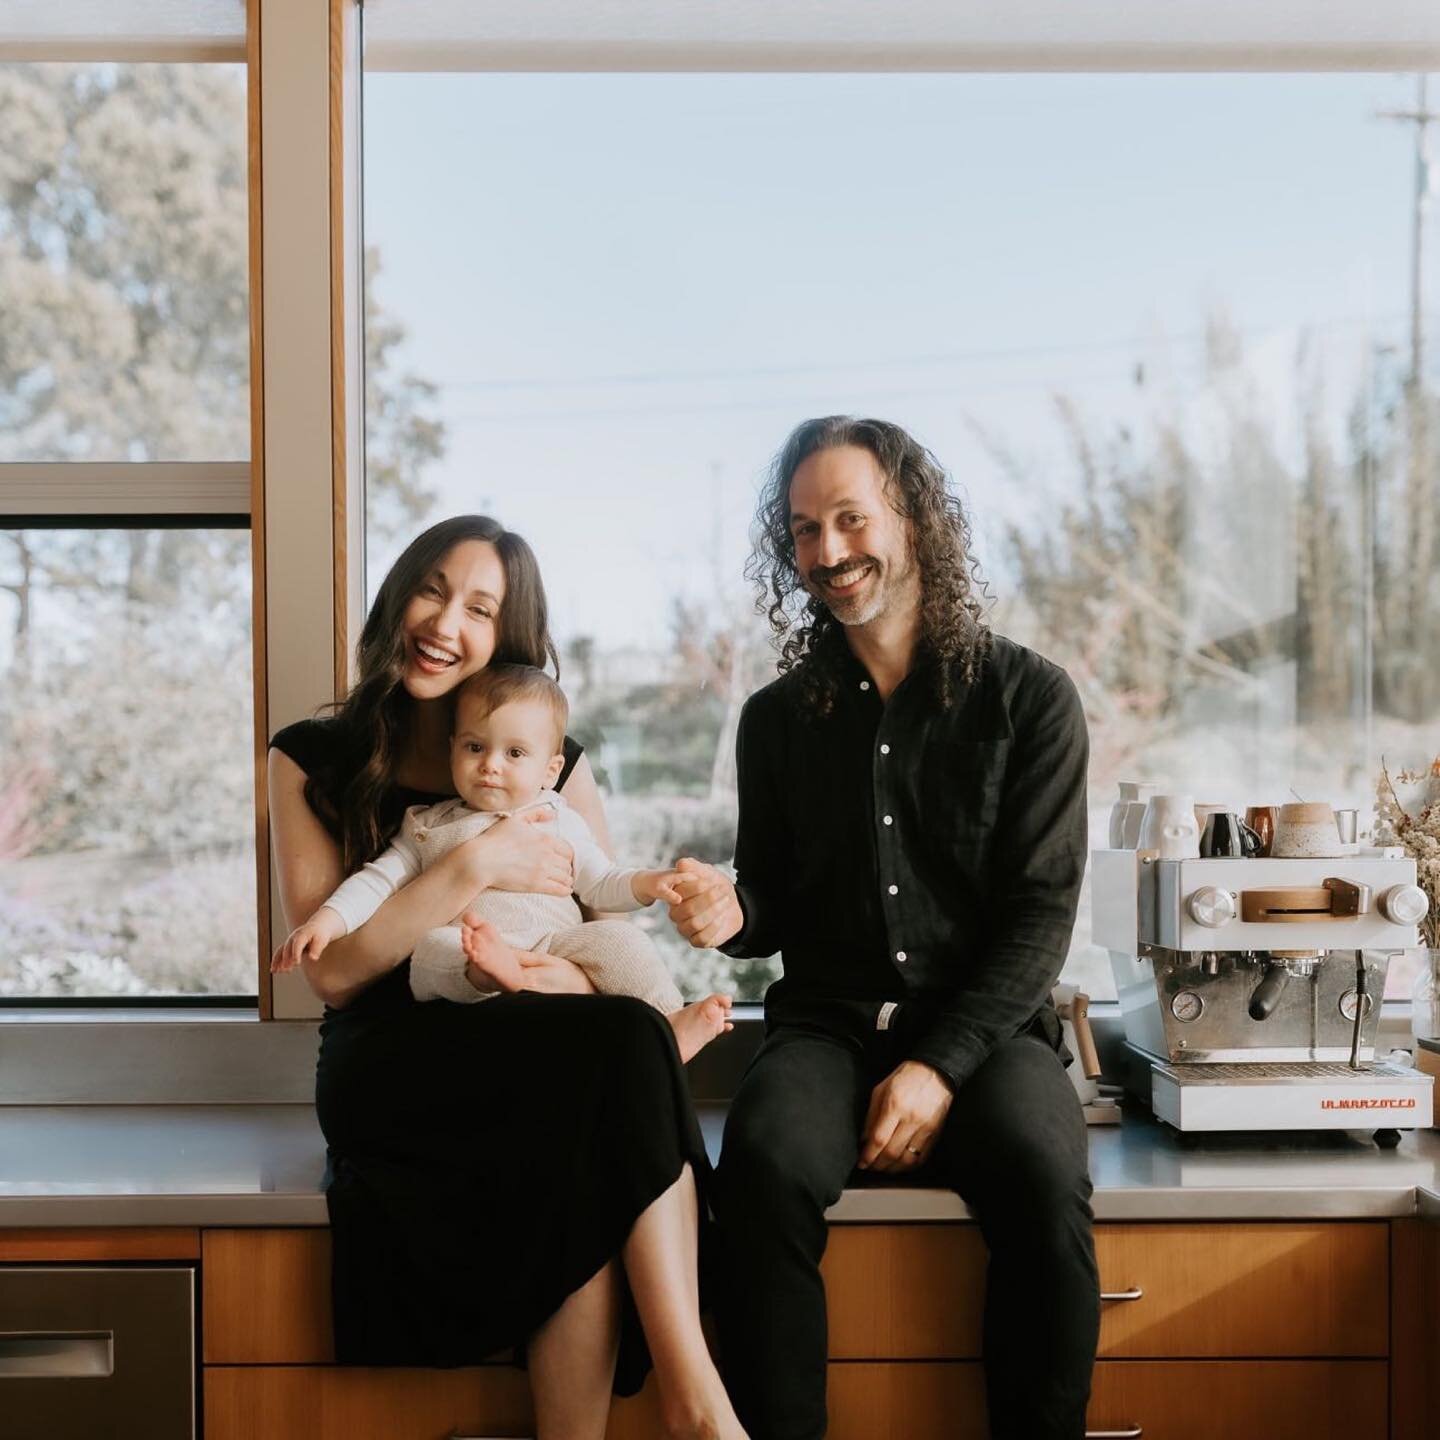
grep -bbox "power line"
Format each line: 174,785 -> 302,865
432,313 -> 1412,396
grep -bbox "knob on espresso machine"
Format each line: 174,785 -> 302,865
1379,884 -> 1429,926
1187,885 -> 1237,928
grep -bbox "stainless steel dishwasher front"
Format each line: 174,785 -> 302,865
0,1265 -> 194,1439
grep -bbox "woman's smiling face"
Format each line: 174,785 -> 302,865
399,539 -> 507,700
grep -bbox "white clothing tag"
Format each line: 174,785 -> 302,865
876,1001 -> 898,1032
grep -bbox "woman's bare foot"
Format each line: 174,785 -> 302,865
667,993 -> 733,1064
459,917 -> 527,992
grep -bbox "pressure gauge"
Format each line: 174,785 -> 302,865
1187,886 -> 1237,928
1171,990 -> 1205,1023
1339,990 -> 1374,1022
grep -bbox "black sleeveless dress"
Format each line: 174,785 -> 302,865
271,715 -> 709,1393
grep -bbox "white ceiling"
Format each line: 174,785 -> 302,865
362,0 -> 1440,71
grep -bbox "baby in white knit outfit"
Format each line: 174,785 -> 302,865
273,665 -> 732,1062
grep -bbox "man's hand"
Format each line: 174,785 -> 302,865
858,1060 -> 954,1174
664,857 -> 744,950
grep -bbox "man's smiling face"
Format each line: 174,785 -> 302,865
788,444 -> 918,630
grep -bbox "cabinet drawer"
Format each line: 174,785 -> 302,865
204,1220 -> 1390,1370
205,1366 -> 665,1440
208,1360 -> 1387,1440
203,1229 -> 333,1363
823,1360 -> 1386,1440
823,1224 -> 985,1358
822,1220 -> 1388,1360
1,1265 -> 195,1440
1087,1359 -> 1387,1440
1095,1222 -> 1388,1358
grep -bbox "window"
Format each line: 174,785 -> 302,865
360,63 -> 1440,1002
0,57 -> 254,999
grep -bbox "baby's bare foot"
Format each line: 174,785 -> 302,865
668,993 -> 733,1064
460,918 -> 527,993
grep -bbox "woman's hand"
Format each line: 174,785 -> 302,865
463,811 -> 574,896
516,950 -> 596,994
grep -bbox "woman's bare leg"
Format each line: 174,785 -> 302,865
529,1259 -> 622,1440
623,1165 -> 747,1440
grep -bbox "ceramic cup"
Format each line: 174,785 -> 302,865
1137,793 -> 1201,860
1245,805 -> 1278,856
1108,780 -> 1161,849
1270,802 -> 1342,858
1200,810 -> 1260,858
1105,783 -> 1163,846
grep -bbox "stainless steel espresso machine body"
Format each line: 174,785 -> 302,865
1093,849 -> 1434,1140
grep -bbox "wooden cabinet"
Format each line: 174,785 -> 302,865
1093,1221 -> 1388,1358
819,1220 -> 1388,1361
201,1219 -> 1401,1438
206,1366 -> 666,1440
823,1360 -> 1387,1440
202,1229 -> 333,1363
1391,1215 -> 1440,1440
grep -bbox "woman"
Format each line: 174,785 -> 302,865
268,515 -> 746,1440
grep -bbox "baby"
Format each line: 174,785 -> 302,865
273,664 -> 732,1062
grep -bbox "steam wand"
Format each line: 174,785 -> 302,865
1349,950 -> 1365,1071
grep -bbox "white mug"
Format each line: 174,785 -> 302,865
1137,793 -> 1201,860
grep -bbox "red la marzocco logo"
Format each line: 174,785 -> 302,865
1319,1097 -> 1416,1110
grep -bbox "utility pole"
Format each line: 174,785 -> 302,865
1377,74 -> 1437,388
1376,74 -> 1439,721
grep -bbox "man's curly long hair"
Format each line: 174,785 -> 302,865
748,416 -> 993,717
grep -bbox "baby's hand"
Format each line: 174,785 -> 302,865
632,868 -> 685,907
270,908 -> 343,973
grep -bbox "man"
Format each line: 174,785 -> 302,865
668,417 -> 1099,1439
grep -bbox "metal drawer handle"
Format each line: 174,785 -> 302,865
0,1331 -> 114,1378
1086,1428 -> 1143,1438
1099,1286 -> 1144,1302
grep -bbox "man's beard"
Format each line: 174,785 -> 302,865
808,554 -> 903,628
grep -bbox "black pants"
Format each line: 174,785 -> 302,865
712,1013 -> 1098,1440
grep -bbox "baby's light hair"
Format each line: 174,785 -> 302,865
454,664 -> 568,752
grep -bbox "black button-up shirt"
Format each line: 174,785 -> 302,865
722,632 -> 1089,1092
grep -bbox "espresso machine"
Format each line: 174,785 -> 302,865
1093,847 -> 1434,1142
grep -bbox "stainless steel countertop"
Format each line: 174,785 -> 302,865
1,1104 -> 1437,1227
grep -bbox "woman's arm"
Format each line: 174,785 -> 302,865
269,749 -> 550,1009
559,754 -> 613,854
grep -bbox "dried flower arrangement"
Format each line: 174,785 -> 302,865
1374,754 -> 1440,949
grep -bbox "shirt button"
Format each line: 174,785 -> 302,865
859,680 -> 871,691
896,950 -> 908,963
888,884 -> 898,895
883,814 -> 893,826
880,743 -> 890,755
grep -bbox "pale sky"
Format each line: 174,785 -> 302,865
361,71 -> 1435,648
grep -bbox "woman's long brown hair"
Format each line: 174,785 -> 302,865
311,515 -> 559,871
